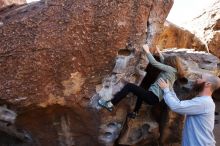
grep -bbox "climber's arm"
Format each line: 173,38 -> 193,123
156,45 -> 164,63
143,44 -> 175,73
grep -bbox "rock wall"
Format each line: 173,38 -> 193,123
183,0 -> 220,57
1,50 -> 218,146
157,21 -> 206,51
145,0 -> 173,50
0,0 -> 157,108
1,0 -> 219,146
0,0 -> 26,9
0,0 -> 174,145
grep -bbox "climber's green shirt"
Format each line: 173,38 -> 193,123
146,52 -> 177,101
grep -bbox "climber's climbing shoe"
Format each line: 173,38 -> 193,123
98,99 -> 113,112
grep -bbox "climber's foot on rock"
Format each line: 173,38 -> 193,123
98,99 -> 113,112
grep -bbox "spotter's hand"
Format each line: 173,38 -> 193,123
158,78 -> 169,90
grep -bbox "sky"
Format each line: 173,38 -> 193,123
167,0 -> 215,27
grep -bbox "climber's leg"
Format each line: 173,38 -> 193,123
133,91 -> 159,112
111,83 -> 147,105
99,83 -> 143,112
127,91 -> 159,119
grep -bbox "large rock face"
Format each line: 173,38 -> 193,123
183,0 -> 220,57
157,21 -> 206,51
0,0 -> 175,145
1,0 -> 219,146
0,0 -> 171,108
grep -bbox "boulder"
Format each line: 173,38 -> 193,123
1,0 -> 219,146
0,0 -> 25,9
157,21 -> 206,51
0,0 -> 174,145
0,0 -> 168,108
183,0 -> 220,58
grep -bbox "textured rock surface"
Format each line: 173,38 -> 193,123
1,0 -> 219,146
157,21 -> 206,51
2,50 -> 219,146
91,1 -> 174,145
0,0 -> 25,9
15,105 -> 101,146
183,0 -> 220,57
0,0 -> 174,145
0,0 -> 155,108
145,0 -> 173,49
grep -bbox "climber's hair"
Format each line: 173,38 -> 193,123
164,55 -> 186,79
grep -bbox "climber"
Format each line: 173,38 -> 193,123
98,44 -> 186,118
158,74 -> 220,146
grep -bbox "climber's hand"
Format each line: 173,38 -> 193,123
154,45 -> 161,56
155,45 -> 161,54
143,44 -> 150,53
158,78 -> 169,90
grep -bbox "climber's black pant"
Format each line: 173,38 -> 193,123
111,83 -> 159,113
